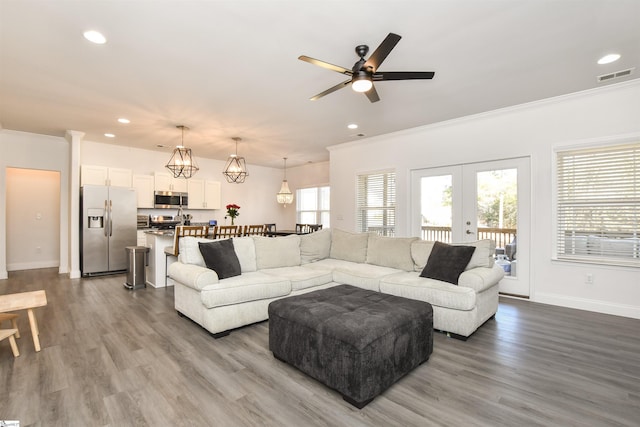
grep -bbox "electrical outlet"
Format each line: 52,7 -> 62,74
585,273 -> 594,284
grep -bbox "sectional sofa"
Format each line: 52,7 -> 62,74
168,228 -> 504,339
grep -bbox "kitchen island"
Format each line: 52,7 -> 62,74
144,230 -> 174,288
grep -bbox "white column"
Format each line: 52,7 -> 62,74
65,130 -> 84,278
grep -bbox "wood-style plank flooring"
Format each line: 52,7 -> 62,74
1,268 -> 639,426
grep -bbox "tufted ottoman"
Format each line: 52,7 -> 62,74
268,284 -> 433,408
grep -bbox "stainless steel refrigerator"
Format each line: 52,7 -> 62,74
81,185 -> 137,276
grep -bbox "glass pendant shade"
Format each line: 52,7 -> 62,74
276,157 -> 294,206
166,125 -> 199,179
222,137 -> 248,183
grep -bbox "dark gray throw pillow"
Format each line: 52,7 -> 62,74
420,241 -> 476,285
198,239 -> 241,279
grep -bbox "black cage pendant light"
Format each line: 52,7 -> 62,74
166,125 -> 199,179
222,137 -> 248,183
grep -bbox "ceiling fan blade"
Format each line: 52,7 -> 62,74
310,79 -> 351,101
373,71 -> 435,81
298,55 -> 352,75
364,33 -> 402,72
364,84 -> 380,103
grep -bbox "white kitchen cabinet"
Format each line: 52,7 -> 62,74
132,174 -> 154,208
81,165 -> 132,187
154,172 -> 188,192
188,179 -> 221,209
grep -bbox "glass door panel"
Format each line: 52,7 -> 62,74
412,158 -> 530,297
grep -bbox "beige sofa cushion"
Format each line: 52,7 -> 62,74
411,240 -> 436,271
300,228 -> 331,264
330,229 -> 370,263
253,235 -> 301,269
380,271 -> 477,311
262,266 -> 333,291
200,271 -> 291,308
366,235 -> 418,271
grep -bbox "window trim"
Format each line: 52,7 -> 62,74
296,185 -> 330,227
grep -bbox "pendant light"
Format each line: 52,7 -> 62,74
166,125 -> 199,179
276,157 -> 294,206
222,137 -> 248,183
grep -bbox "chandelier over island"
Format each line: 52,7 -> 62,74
165,125 -> 199,179
222,137 -> 248,183
276,157 -> 294,206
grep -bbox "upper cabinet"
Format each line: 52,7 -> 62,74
188,179 -> 221,210
154,172 -> 188,193
81,165 -> 132,187
132,175 -> 154,208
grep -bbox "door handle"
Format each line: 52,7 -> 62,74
466,230 -> 475,235
109,200 -> 113,236
104,200 -> 108,237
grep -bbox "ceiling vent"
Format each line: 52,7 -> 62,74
597,67 -> 635,83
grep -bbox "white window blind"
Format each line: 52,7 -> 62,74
556,142 -> 639,266
357,171 -> 396,236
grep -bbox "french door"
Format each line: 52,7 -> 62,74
411,158 -> 530,297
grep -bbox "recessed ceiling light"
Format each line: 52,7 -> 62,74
104,133 -> 115,138
597,53 -> 621,65
83,30 -> 106,44
347,124 -> 358,129
117,118 -> 130,124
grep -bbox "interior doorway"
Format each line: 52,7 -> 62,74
411,158 -> 531,297
6,167 -> 61,271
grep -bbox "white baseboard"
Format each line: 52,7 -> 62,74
534,292 -> 640,320
69,269 -> 81,279
6,260 -> 60,272
0,270 -> 7,280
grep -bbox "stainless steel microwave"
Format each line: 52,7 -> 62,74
154,191 -> 188,209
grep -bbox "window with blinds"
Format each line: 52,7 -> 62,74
555,141 -> 639,267
296,186 -> 330,227
357,171 -> 396,236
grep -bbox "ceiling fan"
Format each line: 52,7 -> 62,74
298,33 -> 435,103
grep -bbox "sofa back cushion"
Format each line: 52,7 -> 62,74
457,239 -> 496,270
253,234 -> 301,269
231,237 -> 257,272
300,228 -> 331,264
366,235 -> 418,271
179,236 -> 257,273
330,229 -> 370,263
411,239 -> 495,271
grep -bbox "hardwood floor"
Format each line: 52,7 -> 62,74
1,268 -> 639,426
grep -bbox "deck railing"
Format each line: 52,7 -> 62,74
421,226 -> 516,249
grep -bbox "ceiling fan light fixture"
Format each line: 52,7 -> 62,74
352,73 -> 373,92
166,125 -> 199,179
276,157 -> 294,206
223,137 -> 249,183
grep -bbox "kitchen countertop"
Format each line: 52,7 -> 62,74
144,229 -> 174,236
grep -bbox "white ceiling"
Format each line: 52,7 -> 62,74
1,1 -> 639,169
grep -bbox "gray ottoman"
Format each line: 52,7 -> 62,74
268,285 -> 433,408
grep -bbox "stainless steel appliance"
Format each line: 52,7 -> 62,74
81,185 -> 137,276
154,191 -> 188,209
149,215 -> 181,229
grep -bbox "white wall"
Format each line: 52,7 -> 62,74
0,130 -> 70,279
6,168 -> 61,271
328,80 -> 640,319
